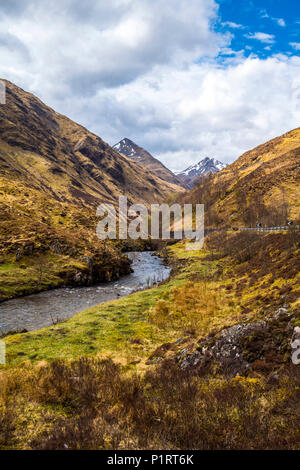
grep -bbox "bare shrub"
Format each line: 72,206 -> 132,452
1,357 -> 299,450
205,231 -> 262,263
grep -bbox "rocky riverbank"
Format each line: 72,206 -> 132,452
0,251 -> 170,335
0,237 -> 132,302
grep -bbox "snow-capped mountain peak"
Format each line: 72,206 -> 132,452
176,157 -> 227,188
113,138 -> 186,188
113,138 -> 138,158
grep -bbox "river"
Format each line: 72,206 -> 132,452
0,252 -> 170,335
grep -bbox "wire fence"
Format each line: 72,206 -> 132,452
235,225 -> 300,232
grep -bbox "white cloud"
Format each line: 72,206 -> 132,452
259,9 -> 269,19
259,10 -> 286,27
1,0 -> 224,96
64,55 -> 300,172
290,42 -> 300,51
0,0 -> 299,174
245,32 -> 275,44
276,18 -> 286,27
221,21 -> 244,29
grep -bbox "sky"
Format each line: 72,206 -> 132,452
0,0 -> 299,172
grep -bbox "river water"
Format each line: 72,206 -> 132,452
0,252 -> 170,335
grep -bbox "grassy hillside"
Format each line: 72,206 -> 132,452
182,127 -> 300,226
0,80 -> 185,300
0,80 -> 183,207
0,175 -> 132,301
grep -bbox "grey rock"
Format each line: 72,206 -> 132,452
173,337 -> 184,345
16,248 -> 22,261
181,351 -> 202,369
291,326 -> 300,345
274,307 -> 288,319
51,241 -> 63,255
180,320 -> 268,376
178,348 -> 187,358
81,256 -> 94,270
24,242 -> 34,256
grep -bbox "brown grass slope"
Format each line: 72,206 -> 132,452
0,80 -> 182,301
0,80 -> 183,208
183,127 -> 300,226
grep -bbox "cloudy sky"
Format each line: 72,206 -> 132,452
1,0 -> 300,172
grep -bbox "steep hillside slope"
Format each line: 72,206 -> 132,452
0,80 -> 182,301
0,81 -> 183,208
113,138 -> 186,188
183,128 -> 300,226
176,157 -> 227,188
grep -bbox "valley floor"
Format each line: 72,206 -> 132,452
0,231 -> 299,449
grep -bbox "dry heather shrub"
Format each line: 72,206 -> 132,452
0,375 -> 17,449
204,230 -> 228,255
31,414 -> 124,450
0,401 -> 16,449
129,362 -> 300,450
1,358 -> 300,450
148,281 -> 240,334
27,357 -> 123,412
148,300 -> 170,329
205,231 -> 264,264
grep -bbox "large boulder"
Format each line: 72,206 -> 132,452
178,308 -> 295,377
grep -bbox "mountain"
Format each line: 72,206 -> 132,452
0,80 -> 183,300
0,81 -> 184,209
113,138 -> 186,188
176,157 -> 227,188
182,127 -> 300,226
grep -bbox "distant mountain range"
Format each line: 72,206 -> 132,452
113,138 -> 186,188
175,157 -> 227,188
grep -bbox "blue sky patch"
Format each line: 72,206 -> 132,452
215,0 -> 300,59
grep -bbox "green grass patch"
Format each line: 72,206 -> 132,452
3,243 -> 214,367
